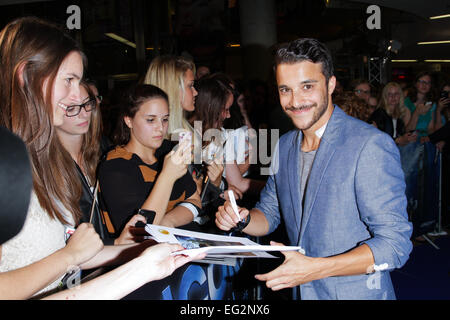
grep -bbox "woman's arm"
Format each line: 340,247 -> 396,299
141,142 -> 191,225
401,107 -> 411,130
0,247 -> 74,299
225,162 -> 265,195
43,243 -> 204,300
0,224 -> 103,300
405,107 -> 421,132
160,188 -> 202,228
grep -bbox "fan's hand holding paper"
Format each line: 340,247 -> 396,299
145,224 -> 305,262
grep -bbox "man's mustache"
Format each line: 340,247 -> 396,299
285,103 -> 317,112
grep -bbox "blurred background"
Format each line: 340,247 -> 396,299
1,0 -> 449,91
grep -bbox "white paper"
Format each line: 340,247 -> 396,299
171,245 -> 304,257
145,224 -> 304,261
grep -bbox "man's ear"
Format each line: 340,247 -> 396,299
328,76 -> 336,96
15,61 -> 27,87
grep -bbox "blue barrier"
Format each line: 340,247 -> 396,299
399,141 -> 440,237
123,259 -> 245,300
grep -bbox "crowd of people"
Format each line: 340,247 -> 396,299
0,16 -> 448,300
335,73 -> 450,241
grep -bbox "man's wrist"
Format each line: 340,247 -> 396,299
314,256 -> 336,280
233,213 -> 251,232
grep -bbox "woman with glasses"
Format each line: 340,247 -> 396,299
0,17 -> 202,300
350,79 -> 378,117
404,71 -> 443,136
55,82 -> 138,244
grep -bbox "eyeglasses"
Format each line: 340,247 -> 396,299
354,89 -> 370,95
59,99 -> 97,117
96,95 -> 103,103
417,79 -> 431,86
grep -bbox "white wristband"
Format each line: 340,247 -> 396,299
373,263 -> 389,272
178,202 -> 199,219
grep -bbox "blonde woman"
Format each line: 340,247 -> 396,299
369,82 -> 417,146
143,55 -> 198,136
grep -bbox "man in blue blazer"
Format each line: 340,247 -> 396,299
215,38 -> 412,300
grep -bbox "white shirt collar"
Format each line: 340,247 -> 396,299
315,121 -> 328,139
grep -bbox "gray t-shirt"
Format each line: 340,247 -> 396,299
299,149 -> 317,206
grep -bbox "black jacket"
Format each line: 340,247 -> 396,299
429,122 -> 450,144
368,108 -> 405,139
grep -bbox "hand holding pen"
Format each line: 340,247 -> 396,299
215,190 -> 251,232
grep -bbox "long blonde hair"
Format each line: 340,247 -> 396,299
379,82 -> 407,119
143,55 -> 195,135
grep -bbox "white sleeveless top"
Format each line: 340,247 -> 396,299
0,192 -> 74,297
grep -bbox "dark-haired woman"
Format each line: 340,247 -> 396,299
405,72 -> 444,136
98,84 -> 201,235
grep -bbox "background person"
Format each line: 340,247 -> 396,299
144,55 -> 198,137
368,82 -> 417,147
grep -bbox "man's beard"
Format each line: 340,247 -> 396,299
286,90 -> 329,131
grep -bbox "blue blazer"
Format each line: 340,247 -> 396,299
255,106 -> 413,300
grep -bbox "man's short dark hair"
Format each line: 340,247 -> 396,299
274,38 -> 334,82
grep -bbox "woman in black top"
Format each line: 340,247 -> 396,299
369,82 -> 417,146
98,85 -> 200,236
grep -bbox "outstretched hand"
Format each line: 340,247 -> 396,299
255,241 -> 323,291
139,243 -> 206,282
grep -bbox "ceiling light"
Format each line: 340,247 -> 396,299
417,40 -> 450,45
105,33 -> 136,48
424,60 -> 450,63
429,14 -> 450,20
391,60 -> 418,62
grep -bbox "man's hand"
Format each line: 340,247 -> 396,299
215,200 -> 249,231
254,241 -> 326,291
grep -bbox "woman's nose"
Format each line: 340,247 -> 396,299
69,83 -> 82,103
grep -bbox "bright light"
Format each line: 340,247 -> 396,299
105,33 -> 136,48
429,14 -> 450,20
391,60 -> 418,62
424,60 -> 450,63
417,40 -> 450,45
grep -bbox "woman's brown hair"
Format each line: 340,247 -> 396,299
0,17 -> 87,224
113,84 -> 169,146
78,81 -> 102,185
193,73 -> 233,141
334,91 -> 372,122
